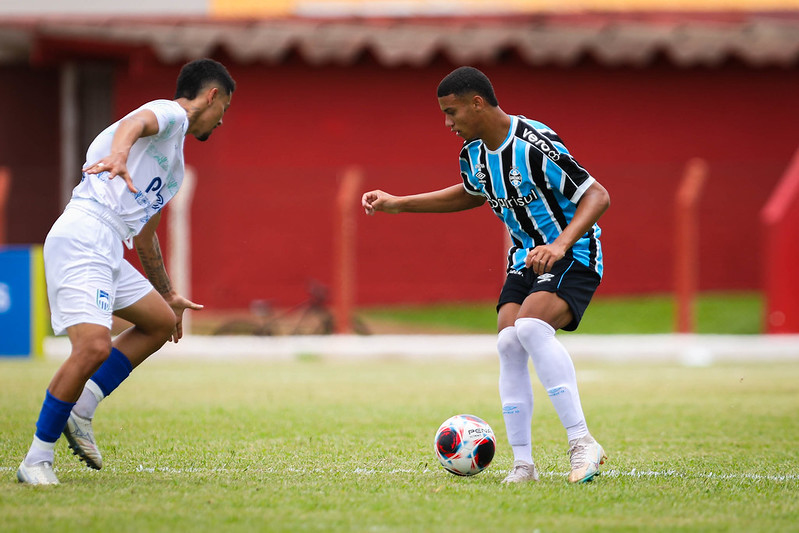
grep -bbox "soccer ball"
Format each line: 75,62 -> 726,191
433,414 -> 496,476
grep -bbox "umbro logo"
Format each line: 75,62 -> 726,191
536,273 -> 555,284
474,164 -> 487,183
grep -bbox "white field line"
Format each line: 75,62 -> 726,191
2,465 -> 797,483
43,334 -> 799,364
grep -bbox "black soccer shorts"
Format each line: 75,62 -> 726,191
496,257 -> 601,331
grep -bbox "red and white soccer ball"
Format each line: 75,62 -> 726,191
433,414 -> 496,476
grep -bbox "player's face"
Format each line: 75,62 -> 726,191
193,89 -> 232,142
438,93 -> 480,141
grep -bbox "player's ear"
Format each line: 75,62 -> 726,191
206,87 -> 219,106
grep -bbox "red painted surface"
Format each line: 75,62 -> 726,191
761,148 -> 799,334
0,66 -> 61,245
3,57 -> 797,313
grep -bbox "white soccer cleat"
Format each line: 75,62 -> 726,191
63,412 -> 103,470
501,460 -> 540,484
567,434 -> 607,483
17,461 -> 59,485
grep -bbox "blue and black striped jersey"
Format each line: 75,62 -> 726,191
459,115 -> 603,277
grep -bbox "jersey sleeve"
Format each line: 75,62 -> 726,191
529,120 -> 596,204
140,100 -> 186,141
552,152 -> 596,204
459,147 -> 483,196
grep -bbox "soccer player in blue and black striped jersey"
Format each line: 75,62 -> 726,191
362,66 -> 610,484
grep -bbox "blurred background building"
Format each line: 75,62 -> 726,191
1,0 -> 798,330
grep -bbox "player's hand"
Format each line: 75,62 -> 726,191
83,155 -> 138,194
362,190 -> 401,215
164,294 -> 204,343
525,243 -> 567,275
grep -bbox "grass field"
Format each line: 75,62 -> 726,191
359,292 -> 765,335
2,354 -> 797,532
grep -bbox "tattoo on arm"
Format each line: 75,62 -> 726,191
135,233 -> 173,296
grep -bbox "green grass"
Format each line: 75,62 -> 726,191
360,291 -> 765,334
1,356 -> 797,532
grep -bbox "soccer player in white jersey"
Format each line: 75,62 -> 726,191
362,66 -> 610,484
17,58 -> 235,485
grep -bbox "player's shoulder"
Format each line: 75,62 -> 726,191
513,115 -> 569,157
514,115 -> 558,137
137,100 -> 187,137
459,137 -> 484,156
139,99 -> 185,117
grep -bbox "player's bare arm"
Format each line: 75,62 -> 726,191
82,110 -> 160,194
362,184 -> 485,215
526,181 -> 611,275
133,212 -> 203,342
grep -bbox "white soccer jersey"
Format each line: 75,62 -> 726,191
70,99 -> 188,239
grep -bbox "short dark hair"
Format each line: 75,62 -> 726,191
436,66 -> 498,107
174,58 -> 236,100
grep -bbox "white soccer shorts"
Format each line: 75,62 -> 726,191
43,204 -> 153,335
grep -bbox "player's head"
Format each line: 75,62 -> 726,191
175,58 -> 236,142
436,66 -> 498,107
174,58 -> 236,100
437,66 -> 499,142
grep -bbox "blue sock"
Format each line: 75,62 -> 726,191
90,347 -> 133,397
35,390 -> 76,443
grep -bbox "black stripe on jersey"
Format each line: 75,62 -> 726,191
500,147 -> 545,248
506,234 -> 525,271
586,226 -> 599,272
459,143 -> 481,195
475,145 -> 503,216
524,143 -> 570,232
553,155 -> 592,200
515,119 -> 591,201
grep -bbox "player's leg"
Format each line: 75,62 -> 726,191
515,292 -> 587,439
495,274 -> 539,483
66,263 -> 174,469
514,260 -> 606,483
72,258 -> 173,411
112,290 -> 176,368
18,323 -> 113,483
19,216 -> 118,483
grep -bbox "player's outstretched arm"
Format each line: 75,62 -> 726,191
83,109 -> 160,194
362,184 -> 485,215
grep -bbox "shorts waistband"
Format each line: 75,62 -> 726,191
67,198 -> 136,248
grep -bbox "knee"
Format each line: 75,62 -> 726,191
497,326 -> 521,356
152,309 -> 177,341
515,317 -> 555,339
71,335 -> 113,371
514,317 -> 556,354
497,326 -> 528,366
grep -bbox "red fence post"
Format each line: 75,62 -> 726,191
674,158 -> 708,333
0,167 -> 10,245
761,147 -> 799,334
333,167 -> 363,334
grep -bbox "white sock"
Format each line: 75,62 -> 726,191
515,317 -> 589,443
73,380 -> 104,420
497,326 -> 534,464
24,436 -> 56,466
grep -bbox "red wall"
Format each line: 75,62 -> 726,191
0,66 -> 61,245
106,56 -> 799,310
